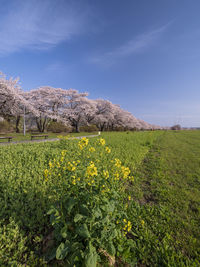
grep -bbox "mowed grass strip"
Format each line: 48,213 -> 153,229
130,130 -> 200,266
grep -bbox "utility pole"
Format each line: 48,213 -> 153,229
23,105 -> 26,136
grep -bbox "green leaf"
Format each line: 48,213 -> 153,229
60,225 -> 68,238
93,208 -> 102,218
105,240 -> 116,256
80,204 -> 90,216
101,216 -> 109,224
107,201 -> 115,213
85,244 -> 97,267
118,244 -> 123,252
109,229 -> 118,239
65,197 -> 76,214
77,224 -> 90,238
74,214 -> 84,223
67,242 -> 84,264
45,247 -> 56,262
56,242 -> 70,260
47,207 -> 55,215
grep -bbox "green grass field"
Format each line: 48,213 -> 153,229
0,130 -> 199,266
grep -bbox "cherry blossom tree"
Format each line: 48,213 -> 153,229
24,86 -> 73,132
0,72 -> 38,132
91,99 -> 115,131
0,71 -> 161,133
25,86 -> 93,133
61,91 -> 96,132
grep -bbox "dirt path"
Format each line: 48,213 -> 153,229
0,134 -> 99,145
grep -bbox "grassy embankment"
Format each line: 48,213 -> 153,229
126,130 -> 200,266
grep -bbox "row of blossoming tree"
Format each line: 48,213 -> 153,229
0,72 -> 161,132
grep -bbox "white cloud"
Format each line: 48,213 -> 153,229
90,22 -> 172,66
0,0 -> 90,55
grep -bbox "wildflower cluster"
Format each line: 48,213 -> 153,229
123,219 -> 132,234
78,137 -> 89,150
89,147 -> 95,152
99,138 -> 106,146
111,158 -> 133,184
121,166 -> 131,179
86,161 -> 98,177
103,170 -> 109,179
114,158 -> 122,168
67,161 -> 76,172
105,146 -> 111,153
45,136 -> 135,265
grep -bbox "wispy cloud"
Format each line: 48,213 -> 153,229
0,0 -> 90,55
44,61 -> 71,77
90,22 -> 172,66
45,62 -> 65,73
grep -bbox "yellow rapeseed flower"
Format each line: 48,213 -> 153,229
127,221 -> 132,232
114,172 -> 119,180
103,170 -> 109,179
99,138 -> 106,146
67,162 -> 76,172
114,158 -> 121,168
44,169 -> 48,177
123,219 -> 132,232
78,137 -> 89,150
57,162 -> 61,168
89,147 -> 95,152
121,166 -> 130,179
61,150 -> 67,156
86,162 -> 98,177
105,146 -> 111,153
49,161 -> 53,168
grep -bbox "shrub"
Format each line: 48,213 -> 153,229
171,124 -> 181,130
47,121 -> 71,133
0,120 -> 14,133
79,124 -> 98,132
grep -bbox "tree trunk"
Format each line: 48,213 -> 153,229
75,123 -> 80,133
36,117 -> 47,132
15,116 -> 21,133
36,117 -> 42,132
100,122 -> 106,132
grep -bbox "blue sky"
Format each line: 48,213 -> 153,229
0,0 -> 200,127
